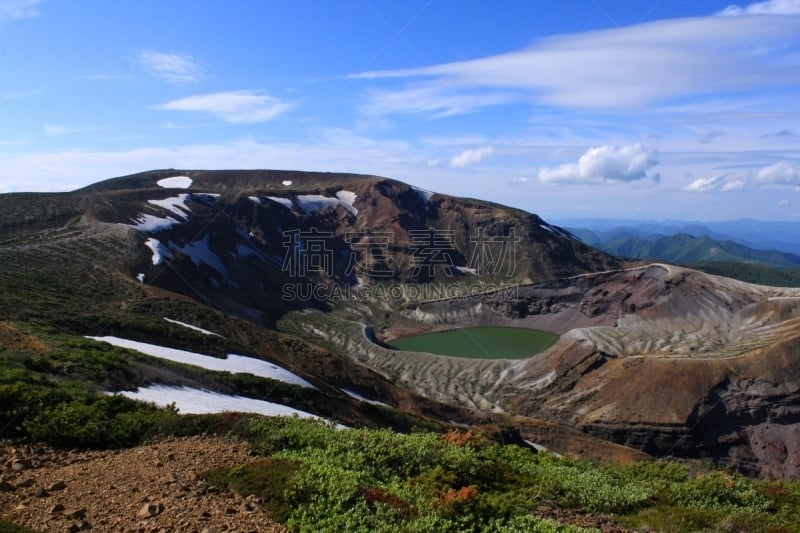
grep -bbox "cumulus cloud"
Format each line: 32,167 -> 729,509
450,146 -> 494,167
719,0 -> 800,15
683,174 -> 747,192
352,12 -> 800,113
153,91 -> 292,124
138,51 -> 203,84
0,0 -> 40,22
756,160 -> 800,184
538,144 -> 658,185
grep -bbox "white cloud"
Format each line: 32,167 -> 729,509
720,0 -> 800,15
138,51 -> 203,84
721,179 -> 747,192
683,174 -> 747,192
538,144 -> 658,185
153,91 -> 292,124
361,85 -> 517,117
450,146 -> 494,167
353,13 -> 800,113
0,0 -> 40,22
756,160 -> 800,184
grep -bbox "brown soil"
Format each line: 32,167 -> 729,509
0,322 -> 48,353
0,436 -> 287,533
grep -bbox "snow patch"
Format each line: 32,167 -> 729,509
540,223 -> 570,239
341,388 -> 389,407
163,318 -> 221,337
282,180 -> 292,187
412,186 -> 434,203
156,176 -> 193,189
178,233 -> 230,278
193,193 -> 220,204
144,238 -> 173,266
87,336 -> 316,388
148,194 -> 191,220
136,273 -> 145,284
335,190 -> 358,216
130,214 -> 180,233
523,439 -> 560,456
248,196 -> 262,204
454,266 -> 478,275
267,196 -> 293,209
114,385 -> 324,419
296,194 -> 342,214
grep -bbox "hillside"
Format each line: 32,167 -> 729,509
568,229 -> 800,269
5,169 -> 800,529
0,168 -> 623,449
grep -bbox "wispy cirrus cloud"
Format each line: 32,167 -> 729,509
361,85 -> 517,117
138,51 -> 203,84
0,0 -> 40,22
351,10 -> 800,114
539,144 -> 658,185
153,90 -> 292,124
43,123 -> 100,137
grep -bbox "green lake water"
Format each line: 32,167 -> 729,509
390,326 -> 558,359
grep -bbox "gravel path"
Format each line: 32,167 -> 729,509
0,436 -> 288,532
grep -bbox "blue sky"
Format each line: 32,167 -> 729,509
1,0 -> 800,221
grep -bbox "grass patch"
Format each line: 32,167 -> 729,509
196,417 -> 800,533
204,458 -> 301,523
390,326 -> 558,359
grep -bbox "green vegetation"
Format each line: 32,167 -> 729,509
3,325 -> 800,532
390,326 -> 558,359
199,417 -> 800,533
0,342 -> 178,448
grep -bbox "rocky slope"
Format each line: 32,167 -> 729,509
345,264 -> 800,478
0,436 -> 287,532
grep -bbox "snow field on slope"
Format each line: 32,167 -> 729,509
296,191 -> 358,216
86,336 -> 316,389
148,195 -> 192,220
156,176 -> 193,189
115,384 -> 321,418
144,238 -> 173,266
267,196 -> 293,209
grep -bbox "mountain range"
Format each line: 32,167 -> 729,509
3,169 -> 800,483
561,218 -> 800,258
568,229 -> 800,268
